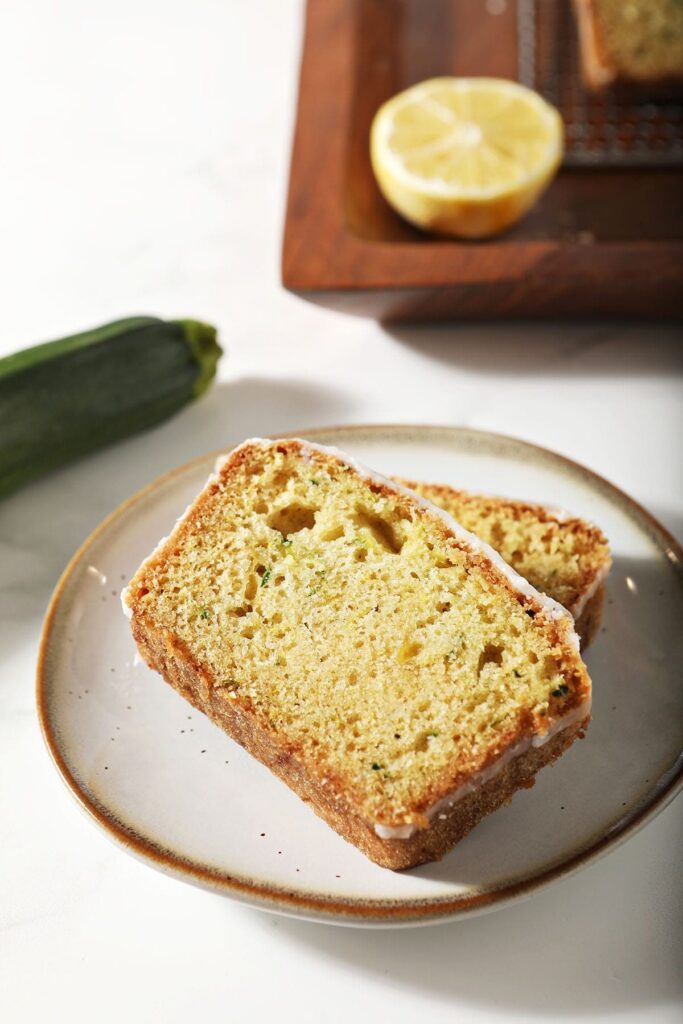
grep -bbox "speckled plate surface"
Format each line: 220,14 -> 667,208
37,425 -> 683,927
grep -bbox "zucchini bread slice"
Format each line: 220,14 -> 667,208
573,0 -> 683,92
395,479 -> 611,648
123,439 -> 591,869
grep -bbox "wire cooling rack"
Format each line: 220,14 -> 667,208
517,0 -> 683,167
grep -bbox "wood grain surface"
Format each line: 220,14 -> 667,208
282,0 -> 683,320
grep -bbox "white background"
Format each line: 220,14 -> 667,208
1,2 -> 681,1021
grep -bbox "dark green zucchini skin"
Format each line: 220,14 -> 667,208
0,316 -> 221,498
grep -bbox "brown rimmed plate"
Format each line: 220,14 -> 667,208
37,425 -> 683,926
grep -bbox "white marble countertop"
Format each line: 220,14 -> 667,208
1,2 -> 681,1021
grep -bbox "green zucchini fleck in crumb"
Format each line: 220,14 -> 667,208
260,568 -> 272,587
199,606 -> 210,620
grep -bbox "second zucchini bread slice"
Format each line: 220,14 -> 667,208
396,478 -> 611,647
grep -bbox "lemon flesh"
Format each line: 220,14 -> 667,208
370,77 -> 563,239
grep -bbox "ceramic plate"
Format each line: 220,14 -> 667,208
37,426 -> 683,926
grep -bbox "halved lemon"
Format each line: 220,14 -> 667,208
370,77 -> 563,239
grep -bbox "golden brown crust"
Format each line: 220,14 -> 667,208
396,478 -> 584,528
131,611 -> 587,870
573,0 -> 617,90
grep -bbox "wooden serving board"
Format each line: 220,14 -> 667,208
282,0 -> 683,320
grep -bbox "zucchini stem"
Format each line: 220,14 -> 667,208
176,320 -> 222,399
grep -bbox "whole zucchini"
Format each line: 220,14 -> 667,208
0,316 -> 221,498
